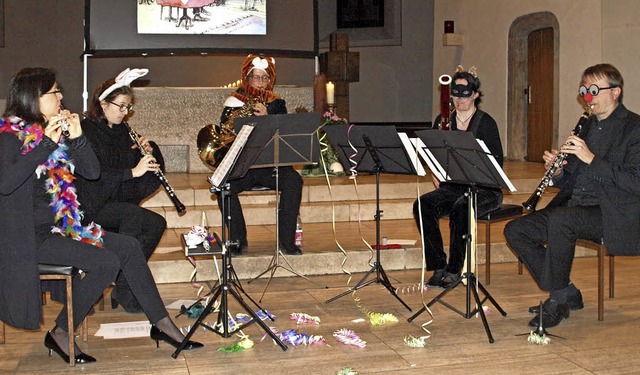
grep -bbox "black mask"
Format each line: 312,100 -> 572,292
451,84 -> 474,98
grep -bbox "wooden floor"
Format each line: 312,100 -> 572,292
2,256 -> 640,374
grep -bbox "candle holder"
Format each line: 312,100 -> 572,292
328,103 -> 336,114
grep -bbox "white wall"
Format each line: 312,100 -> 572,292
433,0 -> 610,153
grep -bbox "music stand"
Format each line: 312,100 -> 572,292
172,125 -> 288,357
233,112 -> 325,300
407,129 -> 512,343
323,125 -> 416,311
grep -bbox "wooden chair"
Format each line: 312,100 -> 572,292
476,203 -> 524,284
516,237 -> 615,321
0,264 -> 88,367
595,238 -> 614,321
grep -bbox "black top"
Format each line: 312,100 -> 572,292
434,109 -> 504,167
75,118 -> 164,223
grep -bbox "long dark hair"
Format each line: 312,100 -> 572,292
4,67 -> 57,123
84,78 -> 134,123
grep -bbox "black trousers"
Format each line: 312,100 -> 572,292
92,202 -> 167,307
413,184 -> 502,274
504,205 -> 603,291
218,166 -> 303,246
36,231 -> 168,332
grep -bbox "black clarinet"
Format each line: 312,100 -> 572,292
123,122 -> 187,215
522,111 -> 590,211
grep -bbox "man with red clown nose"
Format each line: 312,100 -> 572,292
216,54 -> 304,256
505,63 -> 640,329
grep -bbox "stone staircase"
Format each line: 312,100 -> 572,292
137,162 -> 604,284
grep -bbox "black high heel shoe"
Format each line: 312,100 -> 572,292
44,331 -> 97,364
150,326 -> 203,350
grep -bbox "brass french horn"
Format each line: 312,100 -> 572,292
197,97 -> 263,170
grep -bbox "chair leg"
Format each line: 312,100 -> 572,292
609,255 -> 615,298
485,221 -> 491,284
65,275 -> 75,367
597,244 -> 605,321
0,321 -> 4,344
82,317 -> 88,343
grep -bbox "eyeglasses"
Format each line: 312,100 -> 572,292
579,84 -> 617,97
109,101 -> 134,112
248,75 -> 270,83
42,89 -> 62,96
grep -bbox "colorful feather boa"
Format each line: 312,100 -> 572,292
0,116 -> 104,247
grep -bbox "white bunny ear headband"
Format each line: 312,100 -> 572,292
98,68 -> 149,101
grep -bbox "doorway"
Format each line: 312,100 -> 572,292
526,27 -> 554,161
507,12 -> 559,161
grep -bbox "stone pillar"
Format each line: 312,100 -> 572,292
319,33 -> 359,120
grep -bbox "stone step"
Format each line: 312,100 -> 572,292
136,162 -> 568,283
142,162 -> 552,229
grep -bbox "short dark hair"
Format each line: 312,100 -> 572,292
4,67 -> 57,123
452,70 -> 483,106
84,78 -> 134,123
582,63 -> 624,103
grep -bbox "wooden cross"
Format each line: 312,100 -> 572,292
319,33 -> 360,120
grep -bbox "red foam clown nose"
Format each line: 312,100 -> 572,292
584,92 -> 593,103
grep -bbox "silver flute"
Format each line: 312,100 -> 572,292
59,105 -> 70,137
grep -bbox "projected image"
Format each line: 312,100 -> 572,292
138,0 -> 266,35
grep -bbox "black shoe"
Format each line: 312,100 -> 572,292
529,291 -> 584,314
150,326 -> 204,350
427,269 -> 446,287
441,272 -> 462,289
281,243 -> 302,255
528,298 -> 570,329
200,8 -> 211,16
45,331 -> 97,364
230,239 -> 248,256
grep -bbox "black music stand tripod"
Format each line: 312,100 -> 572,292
323,125 -> 416,311
232,113 -> 326,300
172,127 -> 288,358
407,130 -> 510,343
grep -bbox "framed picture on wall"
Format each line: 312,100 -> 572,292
337,0 -> 385,29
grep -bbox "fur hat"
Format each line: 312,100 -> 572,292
241,54 -> 276,90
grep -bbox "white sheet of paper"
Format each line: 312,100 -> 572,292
476,139 -> 517,192
94,321 -> 151,339
409,137 -> 447,181
398,133 -> 426,176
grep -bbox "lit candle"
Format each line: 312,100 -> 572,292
326,82 -> 335,104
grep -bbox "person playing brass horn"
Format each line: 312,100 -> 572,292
505,63 -> 640,329
75,68 -> 167,313
218,54 -> 304,256
413,66 -> 503,288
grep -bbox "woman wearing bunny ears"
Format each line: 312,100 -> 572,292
217,54 -> 304,256
75,68 -> 167,313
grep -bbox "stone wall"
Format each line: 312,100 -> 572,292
127,86 -> 314,173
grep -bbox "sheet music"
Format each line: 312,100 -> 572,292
398,133 -> 426,176
409,137 -> 447,181
209,125 -> 255,188
476,140 -> 517,193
